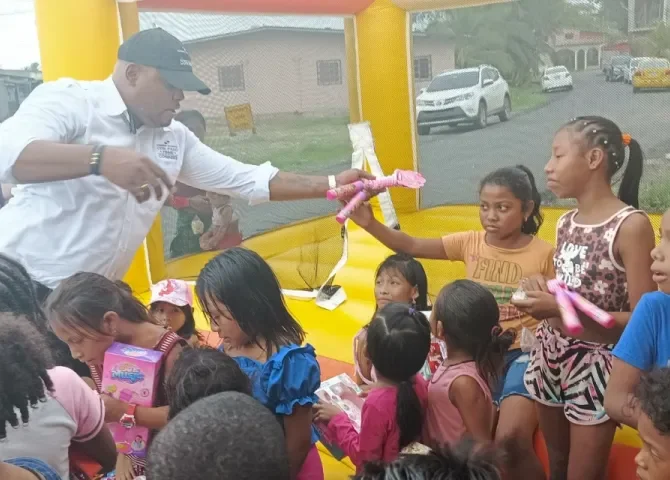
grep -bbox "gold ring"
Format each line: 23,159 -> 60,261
140,184 -> 150,190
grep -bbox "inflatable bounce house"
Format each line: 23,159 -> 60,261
33,0 -> 651,477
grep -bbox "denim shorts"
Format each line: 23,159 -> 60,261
5,457 -> 61,480
493,349 -> 532,406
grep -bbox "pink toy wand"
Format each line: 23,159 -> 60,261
327,169 -> 426,200
329,170 -> 426,223
336,190 -> 369,224
546,279 -> 615,334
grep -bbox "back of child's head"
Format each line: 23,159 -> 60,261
479,165 -> 543,235
45,272 -> 153,335
353,439 -> 503,480
433,280 -> 514,387
368,302 -> 431,449
166,347 -> 251,419
375,253 -> 429,310
175,110 -> 206,141
0,254 -> 78,369
146,391 -> 290,480
196,247 -> 305,353
561,116 -> 643,208
0,313 -> 54,440
637,368 -> 670,436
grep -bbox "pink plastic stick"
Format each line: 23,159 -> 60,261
547,279 -> 584,335
336,190 -> 369,224
327,181 -> 364,200
564,291 -> 616,329
554,288 -> 584,335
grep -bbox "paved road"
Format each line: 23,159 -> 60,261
419,70 -> 670,208
163,70 -> 670,250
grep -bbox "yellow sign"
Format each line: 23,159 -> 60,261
224,103 -> 256,136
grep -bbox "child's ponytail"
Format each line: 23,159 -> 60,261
515,165 -> 544,235
565,116 -> 643,209
618,137 -> 643,209
480,326 -> 515,388
367,303 -> 431,451
396,377 -> 424,449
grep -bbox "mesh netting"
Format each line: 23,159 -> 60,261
416,5 -> 670,213
140,13 -> 353,290
141,7 -> 670,289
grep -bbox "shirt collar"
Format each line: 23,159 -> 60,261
99,77 -> 128,117
99,77 -> 171,133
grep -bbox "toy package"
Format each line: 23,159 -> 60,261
315,374 -> 365,460
100,343 -> 164,458
419,336 -> 448,380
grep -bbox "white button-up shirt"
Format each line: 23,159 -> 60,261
0,78 -> 278,288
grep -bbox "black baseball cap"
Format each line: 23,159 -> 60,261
118,28 -> 211,95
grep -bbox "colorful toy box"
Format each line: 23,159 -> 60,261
101,343 -> 164,458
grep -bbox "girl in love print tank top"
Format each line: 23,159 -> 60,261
554,206 -> 646,313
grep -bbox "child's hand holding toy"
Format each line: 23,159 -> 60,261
326,169 -> 426,224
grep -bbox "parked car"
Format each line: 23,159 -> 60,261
415,65 -> 511,135
605,55 -> 631,82
624,57 -> 648,84
632,57 -> 670,93
541,66 -> 573,92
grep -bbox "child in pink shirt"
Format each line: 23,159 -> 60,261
424,280 -> 514,448
314,303 -> 430,471
0,313 -> 116,479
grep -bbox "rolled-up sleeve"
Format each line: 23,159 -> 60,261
0,79 -> 88,183
178,127 -> 279,206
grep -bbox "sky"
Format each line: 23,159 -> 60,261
0,0 -> 39,69
0,0 -> 602,70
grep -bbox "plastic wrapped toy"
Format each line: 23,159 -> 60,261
326,169 -> 426,224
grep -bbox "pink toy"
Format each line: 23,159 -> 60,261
327,169 -> 426,224
101,343 -> 163,458
547,279 -> 615,335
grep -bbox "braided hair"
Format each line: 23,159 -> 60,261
564,116 -> 644,208
0,313 -> 54,439
0,255 -> 77,371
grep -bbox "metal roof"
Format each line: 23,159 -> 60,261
138,12 -> 427,44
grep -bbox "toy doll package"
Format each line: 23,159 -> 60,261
100,343 -> 164,458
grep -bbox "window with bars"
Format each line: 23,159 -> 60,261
218,65 -> 245,91
317,60 -> 342,86
414,56 -> 432,81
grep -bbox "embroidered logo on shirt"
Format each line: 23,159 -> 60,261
156,140 -> 178,161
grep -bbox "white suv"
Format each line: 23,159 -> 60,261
416,65 -> 511,135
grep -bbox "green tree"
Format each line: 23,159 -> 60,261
632,23 -> 670,58
423,0 -> 594,85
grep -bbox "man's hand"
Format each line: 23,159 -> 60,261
335,169 -> 375,192
100,147 -> 173,203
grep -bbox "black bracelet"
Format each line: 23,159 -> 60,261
89,145 -> 106,176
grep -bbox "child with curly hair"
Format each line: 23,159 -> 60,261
634,368 -> 670,480
0,313 -> 116,478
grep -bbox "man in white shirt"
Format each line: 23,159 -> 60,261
0,28 -> 370,291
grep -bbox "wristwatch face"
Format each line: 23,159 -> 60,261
120,414 -> 135,429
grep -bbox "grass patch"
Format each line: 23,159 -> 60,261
510,85 -> 548,112
640,178 -> 670,213
206,112 -> 351,173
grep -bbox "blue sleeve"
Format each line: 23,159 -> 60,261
264,344 -> 321,416
613,293 -> 660,371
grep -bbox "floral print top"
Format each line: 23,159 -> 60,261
554,206 -> 646,313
